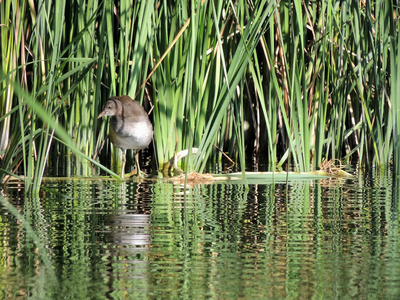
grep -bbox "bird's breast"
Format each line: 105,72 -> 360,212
109,118 -> 153,150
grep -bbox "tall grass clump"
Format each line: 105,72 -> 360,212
0,0 -> 119,193
1,0 -> 400,193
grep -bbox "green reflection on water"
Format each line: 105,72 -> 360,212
0,175 -> 399,299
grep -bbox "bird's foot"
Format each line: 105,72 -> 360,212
128,170 -> 148,179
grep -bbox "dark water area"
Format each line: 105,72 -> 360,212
0,169 -> 400,299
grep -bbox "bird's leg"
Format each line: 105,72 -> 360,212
121,148 -> 126,179
135,150 -> 144,178
135,150 -> 140,174
126,150 -> 147,178
130,150 -> 147,178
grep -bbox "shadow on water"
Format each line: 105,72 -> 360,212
0,168 -> 400,298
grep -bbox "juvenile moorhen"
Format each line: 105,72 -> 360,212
98,95 -> 153,178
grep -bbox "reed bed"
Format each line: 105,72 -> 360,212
0,0 -> 399,193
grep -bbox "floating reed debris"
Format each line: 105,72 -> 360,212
318,159 -> 352,177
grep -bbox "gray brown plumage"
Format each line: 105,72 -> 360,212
98,95 -> 153,177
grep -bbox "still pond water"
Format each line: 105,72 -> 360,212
0,169 -> 400,299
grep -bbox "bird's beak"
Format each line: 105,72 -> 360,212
98,110 -> 106,119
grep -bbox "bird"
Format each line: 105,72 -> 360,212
98,95 -> 153,178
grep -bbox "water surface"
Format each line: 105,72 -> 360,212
0,172 -> 399,299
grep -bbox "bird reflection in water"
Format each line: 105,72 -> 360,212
103,181 -> 152,295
